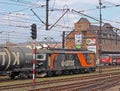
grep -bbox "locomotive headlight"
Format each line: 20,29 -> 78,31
39,63 -> 43,66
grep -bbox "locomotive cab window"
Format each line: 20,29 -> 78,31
36,54 -> 46,61
84,53 -> 92,64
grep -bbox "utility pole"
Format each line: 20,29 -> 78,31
98,0 -> 102,73
46,0 -> 49,30
62,31 -> 65,49
45,0 -> 69,30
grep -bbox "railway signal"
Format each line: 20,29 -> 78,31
30,23 -> 37,87
31,23 -> 37,39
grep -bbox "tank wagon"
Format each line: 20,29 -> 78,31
0,47 -> 96,79
0,46 -> 33,79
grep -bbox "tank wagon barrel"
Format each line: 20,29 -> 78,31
0,46 -> 33,71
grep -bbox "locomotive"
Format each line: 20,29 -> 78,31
100,54 -> 120,65
0,46 -> 96,79
36,48 -> 96,77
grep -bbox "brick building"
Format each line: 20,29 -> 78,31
65,17 -> 120,63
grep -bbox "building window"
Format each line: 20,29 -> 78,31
107,34 -> 110,38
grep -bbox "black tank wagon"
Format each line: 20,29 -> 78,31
0,46 -> 33,79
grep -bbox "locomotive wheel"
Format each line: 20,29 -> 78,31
47,71 -> 53,77
91,68 -> 96,72
80,69 -> 85,73
63,70 -> 69,75
74,69 -> 80,74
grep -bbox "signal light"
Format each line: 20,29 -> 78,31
31,23 -> 37,39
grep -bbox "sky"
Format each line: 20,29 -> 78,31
0,0 -> 120,44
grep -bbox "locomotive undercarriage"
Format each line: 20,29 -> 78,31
46,67 -> 96,77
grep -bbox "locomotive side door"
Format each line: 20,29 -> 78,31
36,53 -> 47,74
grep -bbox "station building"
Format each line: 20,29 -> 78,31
65,17 -> 120,63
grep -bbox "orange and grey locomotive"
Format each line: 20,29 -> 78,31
36,48 -> 96,77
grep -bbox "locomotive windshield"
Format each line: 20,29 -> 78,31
83,53 -> 92,64
36,54 -> 46,61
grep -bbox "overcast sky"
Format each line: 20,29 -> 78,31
0,0 -> 120,44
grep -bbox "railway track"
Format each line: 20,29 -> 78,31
29,72 -> 120,91
0,65 -> 119,83
96,65 -> 120,69
0,65 -> 119,91
0,71 -> 120,91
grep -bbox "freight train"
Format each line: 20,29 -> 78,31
0,46 -> 96,79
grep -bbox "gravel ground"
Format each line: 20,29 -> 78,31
105,85 -> 120,91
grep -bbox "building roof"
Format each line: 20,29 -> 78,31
77,17 -> 90,24
89,23 -> 116,35
66,17 -> 120,40
103,23 -> 113,29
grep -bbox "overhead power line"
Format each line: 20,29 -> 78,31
9,0 -> 39,5
102,0 -> 120,6
72,9 -> 104,24
0,12 -> 41,23
0,1 -> 26,6
0,23 -> 29,28
5,0 -> 41,14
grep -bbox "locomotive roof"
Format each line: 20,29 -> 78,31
37,48 -> 94,54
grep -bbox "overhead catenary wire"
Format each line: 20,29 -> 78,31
0,18 -> 33,24
0,30 -> 63,38
102,0 -> 120,6
9,0 -> 35,5
4,0 -> 41,14
0,1 -> 27,6
9,0 -> 46,7
72,9 -> 105,24
0,24 -> 29,28
0,12 -> 41,23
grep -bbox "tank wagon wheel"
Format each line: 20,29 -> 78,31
18,73 -> 27,79
27,74 -> 32,78
10,73 -> 15,79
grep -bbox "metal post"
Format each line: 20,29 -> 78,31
98,0 -> 102,73
82,31 -> 87,49
32,40 -> 36,87
46,0 -> 49,30
62,31 -> 65,49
